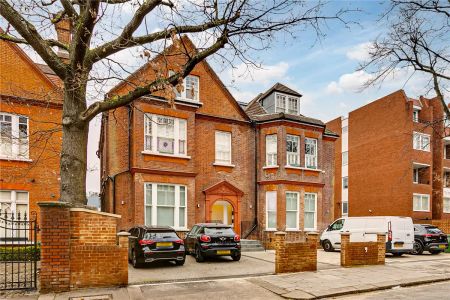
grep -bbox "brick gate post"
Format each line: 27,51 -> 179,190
340,232 -> 350,267
376,233 -> 386,265
38,202 -> 71,293
274,231 -> 287,274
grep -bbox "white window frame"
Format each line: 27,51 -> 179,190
0,113 -> 29,160
343,176 -> 348,189
342,201 -> 348,216
274,92 -> 300,114
144,183 -> 187,230
413,193 -> 430,212
413,168 -> 419,184
444,197 -> 450,213
170,71 -> 200,102
342,151 -> 348,166
285,192 -> 299,230
215,131 -> 232,165
413,132 -> 431,152
413,110 -> 419,122
143,114 -> 187,157
304,193 -> 317,231
0,190 -> 29,240
265,191 -> 277,230
265,134 -> 278,166
286,135 -> 300,167
305,138 -> 318,169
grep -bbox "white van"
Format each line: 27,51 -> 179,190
320,216 -> 414,255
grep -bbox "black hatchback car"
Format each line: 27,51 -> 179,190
184,223 -> 241,262
128,226 -> 185,267
412,224 -> 448,255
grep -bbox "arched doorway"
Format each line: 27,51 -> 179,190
210,200 -> 234,226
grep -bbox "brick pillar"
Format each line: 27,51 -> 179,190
117,232 -> 130,285
306,232 -> 318,271
376,233 -> 386,265
274,231 -> 286,274
340,233 -> 350,267
38,202 -> 71,293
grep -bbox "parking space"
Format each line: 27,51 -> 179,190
128,249 -> 450,285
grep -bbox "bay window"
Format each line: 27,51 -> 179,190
144,114 -> 187,156
265,134 -> 277,166
413,193 -> 430,212
266,191 -> 277,230
215,131 -> 232,165
286,192 -> 299,230
304,193 -> 317,230
144,183 -> 187,229
305,138 -> 318,169
0,113 -> 29,159
286,135 -> 300,167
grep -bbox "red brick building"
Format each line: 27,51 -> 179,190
99,38 -> 338,243
326,90 -> 450,222
0,38 -> 63,232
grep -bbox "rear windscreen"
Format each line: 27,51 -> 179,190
143,231 -> 178,240
425,227 -> 442,234
204,227 -> 235,235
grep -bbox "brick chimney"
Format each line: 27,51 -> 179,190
54,16 -> 72,61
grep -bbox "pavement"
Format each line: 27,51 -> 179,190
1,252 -> 449,300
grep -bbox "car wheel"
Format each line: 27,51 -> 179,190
429,250 -> 441,255
411,241 -> 424,255
322,240 -> 334,252
176,258 -> 186,266
231,253 -> 241,261
195,246 -> 205,263
132,250 -> 141,268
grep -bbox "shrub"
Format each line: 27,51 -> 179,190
0,245 -> 40,261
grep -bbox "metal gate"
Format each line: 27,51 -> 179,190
0,210 -> 38,290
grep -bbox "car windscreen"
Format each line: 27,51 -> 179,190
143,231 -> 178,240
204,227 -> 234,235
425,227 -> 442,234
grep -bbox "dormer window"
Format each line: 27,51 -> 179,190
170,71 -> 200,102
275,93 -> 299,115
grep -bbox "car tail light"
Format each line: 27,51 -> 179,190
139,239 -> 155,246
424,234 -> 436,238
174,239 -> 184,245
234,235 -> 240,242
200,235 -> 211,242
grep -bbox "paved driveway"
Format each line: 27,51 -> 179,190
128,252 -> 275,284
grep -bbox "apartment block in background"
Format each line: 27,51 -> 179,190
326,90 -> 450,222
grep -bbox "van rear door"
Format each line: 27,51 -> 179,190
389,217 -> 414,252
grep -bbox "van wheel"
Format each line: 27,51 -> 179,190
323,240 -> 334,252
411,241 -> 423,255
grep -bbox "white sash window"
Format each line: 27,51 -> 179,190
0,113 -> 29,159
304,193 -> 317,230
144,114 -> 187,156
286,135 -> 300,167
215,131 -> 232,164
305,138 -> 318,169
266,134 -> 277,166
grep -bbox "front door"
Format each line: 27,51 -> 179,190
210,200 -> 233,226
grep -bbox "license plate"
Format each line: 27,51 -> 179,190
217,250 -> 231,255
156,242 -> 172,247
394,243 -> 403,248
439,245 -> 446,249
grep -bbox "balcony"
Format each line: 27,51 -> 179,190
413,163 -> 430,185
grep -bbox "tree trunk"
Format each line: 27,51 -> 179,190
59,80 -> 89,206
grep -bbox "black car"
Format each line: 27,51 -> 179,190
411,224 -> 448,255
128,226 -> 186,267
184,223 -> 241,262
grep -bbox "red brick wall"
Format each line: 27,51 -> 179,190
340,233 -> 386,267
326,117 -> 342,219
274,231 -> 318,273
38,202 -> 128,293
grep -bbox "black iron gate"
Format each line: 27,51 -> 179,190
0,210 -> 39,290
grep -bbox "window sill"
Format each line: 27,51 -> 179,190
286,229 -> 301,232
173,228 -> 189,232
264,229 -> 277,232
141,151 -> 191,160
213,162 -> 235,168
263,165 -> 279,169
0,156 -> 32,162
175,97 -> 203,105
413,148 -> 431,152
413,210 -> 430,212
284,166 -> 323,172
304,228 -> 317,231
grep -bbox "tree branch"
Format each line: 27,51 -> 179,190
0,32 -> 69,50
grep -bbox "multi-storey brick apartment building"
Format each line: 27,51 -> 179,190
99,38 -> 338,246
0,37 -> 63,236
327,90 -> 450,222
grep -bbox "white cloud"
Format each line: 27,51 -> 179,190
326,70 -> 374,95
346,42 -> 372,62
227,62 -> 289,86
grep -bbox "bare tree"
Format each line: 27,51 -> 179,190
360,0 -> 449,116
0,0 -> 352,206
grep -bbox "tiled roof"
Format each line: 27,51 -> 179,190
252,112 -> 325,127
324,128 -> 339,137
36,63 -> 56,75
